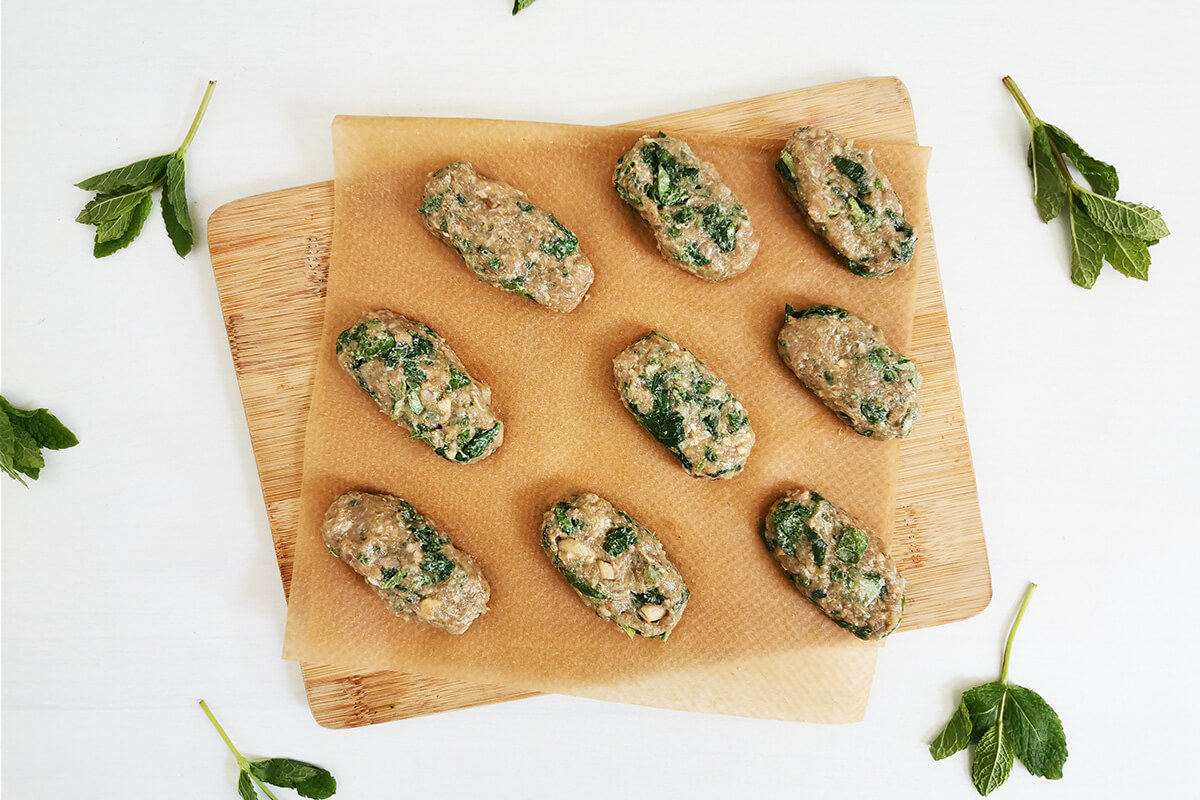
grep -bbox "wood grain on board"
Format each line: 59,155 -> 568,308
208,77 -> 990,729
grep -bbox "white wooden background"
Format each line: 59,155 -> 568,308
3,1 -> 1198,797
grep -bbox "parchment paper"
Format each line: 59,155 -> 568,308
282,116 -> 931,721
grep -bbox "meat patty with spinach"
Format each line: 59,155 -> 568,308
336,310 -> 503,463
777,304 -> 920,440
541,493 -> 689,640
420,161 -> 594,312
776,126 -> 917,277
613,331 -> 755,478
323,490 -> 490,635
762,488 -> 904,640
614,133 -> 758,281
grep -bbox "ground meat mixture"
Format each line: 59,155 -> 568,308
336,310 -> 503,463
613,331 -> 755,478
322,491 -> 491,635
540,493 -> 689,640
777,305 -> 921,440
762,488 -> 904,640
420,162 -> 594,312
614,133 -> 759,281
776,126 -> 917,277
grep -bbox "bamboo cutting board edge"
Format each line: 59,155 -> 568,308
208,77 -> 990,728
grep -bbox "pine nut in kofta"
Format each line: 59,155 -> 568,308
420,161 -> 594,312
541,493 -> 689,640
614,331 -> 755,478
762,488 -> 904,640
776,126 -> 917,277
323,491 -> 490,635
336,310 -> 503,463
777,305 -> 920,440
614,133 -> 759,281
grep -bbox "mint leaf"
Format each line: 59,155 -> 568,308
930,698 -> 973,760
9,422 -> 46,475
74,81 -> 214,259
0,411 -> 21,484
160,154 -> 194,256
972,723 -> 1014,796
1102,231 -> 1151,281
963,681 -> 1007,740
1067,198 -> 1106,289
1003,685 -> 1067,779
1044,124 -> 1118,197
512,0 -> 538,13
0,396 -> 78,484
17,409 -> 79,450
75,154 -> 170,193
1078,191 -> 1170,241
1030,126 -> 1069,222
930,585 -> 1067,795
0,411 -> 45,482
1003,76 -> 1169,288
94,194 -> 153,258
76,185 -> 154,225
237,771 -> 258,800
248,759 -> 337,799
200,700 -> 337,800
95,209 -> 134,244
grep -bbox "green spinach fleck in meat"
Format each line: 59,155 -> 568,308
540,214 -> 578,259
631,588 -> 665,607
635,370 -> 686,449
603,526 -> 636,556
676,241 -> 711,267
456,425 -> 500,463
700,204 -> 739,252
640,141 -> 700,207
860,400 -> 887,425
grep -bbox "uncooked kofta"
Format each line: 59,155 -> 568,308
762,488 -> 904,640
335,310 -> 503,463
614,133 -> 758,281
540,493 -> 689,639
776,126 -> 917,277
777,305 -> 920,440
613,331 -> 755,478
322,491 -> 491,635
420,162 -> 594,312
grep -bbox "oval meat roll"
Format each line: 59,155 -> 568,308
540,493 -> 689,640
613,331 -> 755,478
776,126 -> 917,277
614,133 -> 758,281
420,161 -> 594,312
323,490 -> 490,635
777,304 -> 920,440
762,488 -> 904,640
336,310 -> 503,463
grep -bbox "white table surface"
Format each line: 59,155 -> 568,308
4,1 -> 1199,797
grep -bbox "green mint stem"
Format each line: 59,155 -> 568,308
199,699 -> 283,800
200,699 -> 248,769
1003,77 -> 1079,195
1002,76 -> 1040,129
999,583 -> 1037,683
177,80 -> 216,155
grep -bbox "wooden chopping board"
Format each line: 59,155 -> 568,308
208,77 -> 990,728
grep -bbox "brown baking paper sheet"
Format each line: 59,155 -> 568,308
282,116 -> 931,722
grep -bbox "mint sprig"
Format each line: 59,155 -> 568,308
200,700 -> 336,800
75,81 -> 215,258
1003,76 -> 1169,288
512,0 -> 538,14
931,584 -> 1067,795
0,395 -> 78,485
